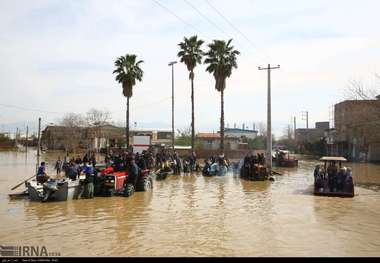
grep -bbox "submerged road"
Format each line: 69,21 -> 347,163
1,150 -> 380,256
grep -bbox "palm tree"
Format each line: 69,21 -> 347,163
177,35 -> 204,152
204,39 -> 240,154
113,54 -> 144,149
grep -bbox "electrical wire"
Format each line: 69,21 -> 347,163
151,0 -> 210,40
205,0 -> 272,63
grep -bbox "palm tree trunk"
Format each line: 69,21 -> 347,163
126,97 -> 130,149
220,88 -> 225,155
191,72 -> 195,153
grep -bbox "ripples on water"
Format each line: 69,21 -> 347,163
1,150 -> 380,256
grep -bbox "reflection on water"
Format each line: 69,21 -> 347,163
1,150 -> 380,256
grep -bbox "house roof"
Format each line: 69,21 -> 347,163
196,133 -> 238,140
224,128 -> 258,133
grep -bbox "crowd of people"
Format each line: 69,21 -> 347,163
314,161 -> 354,193
240,153 -> 266,178
38,148 -> 201,188
202,155 -> 230,176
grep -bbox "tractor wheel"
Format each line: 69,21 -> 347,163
123,183 -> 135,197
136,175 -> 153,192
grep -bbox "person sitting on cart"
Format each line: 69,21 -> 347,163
37,162 -> 49,184
327,161 -> 338,191
336,167 -> 347,192
344,168 -> 354,193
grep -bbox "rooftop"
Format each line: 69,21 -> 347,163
224,128 -> 258,133
196,133 -> 237,140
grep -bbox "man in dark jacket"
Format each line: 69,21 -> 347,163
81,162 -> 94,198
127,156 -> 140,186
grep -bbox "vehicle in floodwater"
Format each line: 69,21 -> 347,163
313,156 -> 354,197
26,178 -> 81,202
234,159 -> 268,181
273,150 -> 298,167
96,165 -> 153,197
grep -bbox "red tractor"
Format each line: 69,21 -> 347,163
98,166 -> 153,197
101,166 -> 128,196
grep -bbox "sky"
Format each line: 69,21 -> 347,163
0,0 -> 379,137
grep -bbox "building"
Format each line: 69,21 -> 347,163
295,122 -> 330,154
333,97 -> 380,161
196,133 -> 242,151
41,124 -> 173,151
296,122 -> 329,143
224,128 -> 258,140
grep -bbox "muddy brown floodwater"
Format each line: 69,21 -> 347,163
1,150 -> 380,257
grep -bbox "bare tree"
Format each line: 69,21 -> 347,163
86,108 -> 112,127
60,113 -> 86,153
281,124 -> 293,140
344,77 -> 380,100
86,109 -> 112,151
256,122 -> 267,136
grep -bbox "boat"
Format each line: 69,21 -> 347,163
313,156 -> 354,198
26,178 -> 82,202
273,150 -> 298,167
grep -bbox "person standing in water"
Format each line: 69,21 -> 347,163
54,157 -> 63,176
81,162 -> 94,198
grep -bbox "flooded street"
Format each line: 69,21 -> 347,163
1,150 -> 380,257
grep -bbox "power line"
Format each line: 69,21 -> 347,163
205,0 -> 272,63
151,0 -> 210,40
182,0 -> 256,59
182,0 -> 231,39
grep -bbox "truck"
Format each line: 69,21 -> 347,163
133,135 -> 151,154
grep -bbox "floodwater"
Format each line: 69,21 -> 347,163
1,150 -> 380,257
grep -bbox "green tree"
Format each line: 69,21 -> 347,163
177,35 -> 204,153
113,54 -> 144,148
175,127 -> 192,146
204,39 -> 240,154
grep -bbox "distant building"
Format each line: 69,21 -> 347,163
333,98 -> 380,161
41,124 -> 173,151
223,128 -> 258,140
296,122 -> 329,143
196,133 -> 242,151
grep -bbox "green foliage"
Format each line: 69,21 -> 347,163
175,127 -> 192,146
247,136 -> 266,150
177,35 -> 204,79
301,139 -> 326,156
112,54 -> 144,98
246,135 -> 276,150
204,39 -> 240,92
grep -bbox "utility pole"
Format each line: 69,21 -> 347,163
293,116 -> 297,140
36,118 -> 41,174
15,127 -> 19,147
26,125 -> 29,152
168,61 -> 177,152
302,111 -> 309,129
258,64 -> 280,175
